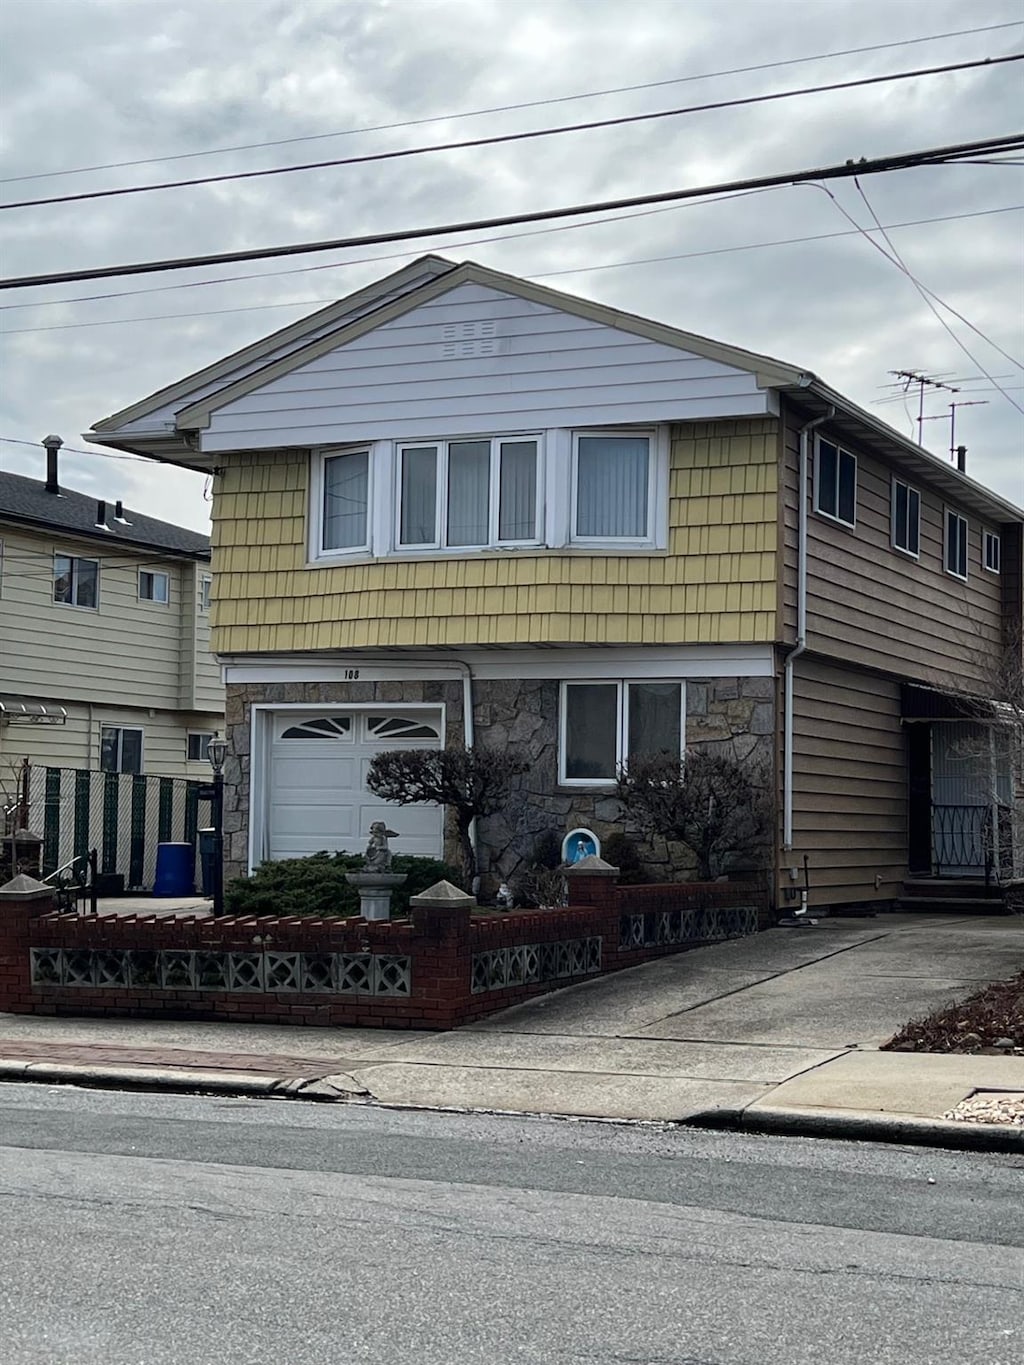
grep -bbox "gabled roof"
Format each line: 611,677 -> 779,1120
0,470 -> 211,558
89,254 -> 459,434
86,254 -> 1022,526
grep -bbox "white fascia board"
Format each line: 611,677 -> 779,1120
222,644 -> 776,685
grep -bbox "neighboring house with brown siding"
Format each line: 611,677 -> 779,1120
85,256 -> 1023,915
0,462 -> 224,790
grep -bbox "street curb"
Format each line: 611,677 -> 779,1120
683,1103 -> 1024,1154
0,1059 -> 367,1102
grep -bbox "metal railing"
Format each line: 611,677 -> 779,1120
931,804 -> 995,883
43,849 -> 98,914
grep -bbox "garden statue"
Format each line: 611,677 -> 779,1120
364,821 -> 399,872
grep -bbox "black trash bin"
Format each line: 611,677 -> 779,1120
198,827 -> 218,898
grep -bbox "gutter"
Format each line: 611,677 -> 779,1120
783,406 -> 834,850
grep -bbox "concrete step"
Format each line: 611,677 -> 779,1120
894,897 -> 1010,915
901,880 -> 1003,900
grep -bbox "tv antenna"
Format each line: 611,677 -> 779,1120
889,370 -> 961,445
920,399 -> 990,461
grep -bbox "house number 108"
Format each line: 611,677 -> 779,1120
343,668 -> 360,680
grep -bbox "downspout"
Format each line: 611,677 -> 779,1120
783,407 -> 834,851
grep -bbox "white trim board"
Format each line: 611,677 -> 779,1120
223,644 -> 776,685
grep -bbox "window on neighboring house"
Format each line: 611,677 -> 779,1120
815,438 -> 857,527
187,732 -> 215,762
397,437 -> 540,549
891,478 -> 920,557
321,448 -> 370,552
945,510 -> 969,580
199,574 -> 212,611
100,726 -> 143,774
572,433 -> 652,542
560,680 -> 683,784
139,569 -> 169,603
54,553 -> 99,608
983,531 -> 1001,574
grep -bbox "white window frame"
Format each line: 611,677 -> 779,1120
944,508 -> 969,581
569,428 -> 666,549
199,574 -> 213,611
310,444 -> 374,561
982,530 -> 1001,575
187,731 -> 215,763
558,678 -> 685,787
814,437 -> 857,528
394,434 -> 544,552
100,725 -> 144,774
890,476 -> 921,559
53,551 -> 100,609
138,568 -> 169,604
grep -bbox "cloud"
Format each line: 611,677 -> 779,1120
1,0 -> 1020,533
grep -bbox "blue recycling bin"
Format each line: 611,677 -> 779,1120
153,842 -> 195,897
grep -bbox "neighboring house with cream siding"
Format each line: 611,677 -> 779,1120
87,256 -> 1023,913
0,466 -> 224,789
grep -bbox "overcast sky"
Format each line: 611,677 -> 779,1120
1,0 -> 1021,532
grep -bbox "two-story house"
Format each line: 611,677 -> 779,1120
85,256 -> 1023,913
0,454 -> 224,786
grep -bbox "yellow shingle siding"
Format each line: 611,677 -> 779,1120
211,420 -> 781,653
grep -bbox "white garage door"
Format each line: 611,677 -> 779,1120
268,710 -> 444,861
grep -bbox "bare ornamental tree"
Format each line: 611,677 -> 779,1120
365,747 -> 529,888
616,749 -> 772,882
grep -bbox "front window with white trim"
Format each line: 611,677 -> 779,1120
560,680 -> 683,784
815,437 -> 856,527
320,448 -> 371,553
100,725 -> 143,774
945,509 -> 969,580
397,436 -> 540,549
891,477 -> 920,557
983,530 -> 1000,574
571,432 -> 654,544
139,569 -> 169,603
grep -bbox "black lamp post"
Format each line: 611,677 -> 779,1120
207,734 -> 227,916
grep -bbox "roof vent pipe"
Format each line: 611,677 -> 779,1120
42,434 -> 63,494
114,500 -> 131,525
95,500 -> 112,531
956,445 -> 967,473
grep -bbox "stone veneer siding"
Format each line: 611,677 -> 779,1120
224,675 -> 774,889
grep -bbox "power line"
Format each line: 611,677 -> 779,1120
0,188 -> 777,309
4,132 -> 1022,291
5,19 -> 1019,185
3,204 -> 1019,336
5,54 -> 1019,213
0,435 -> 146,462
833,181 -> 1024,415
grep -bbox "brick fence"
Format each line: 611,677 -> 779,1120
0,870 -> 767,1031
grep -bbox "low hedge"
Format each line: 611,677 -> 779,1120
224,851 -> 463,918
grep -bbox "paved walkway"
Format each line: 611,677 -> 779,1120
2,913 -> 1021,1147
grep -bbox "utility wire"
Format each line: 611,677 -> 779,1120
4,54 -> 1019,212
0,188 -> 776,309
828,180 -> 1024,414
0,435 -> 146,461
4,19 -> 1018,184
3,205 -> 1019,336
4,132 -> 1021,290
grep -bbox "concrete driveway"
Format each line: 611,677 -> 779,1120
345,911 -> 1022,1119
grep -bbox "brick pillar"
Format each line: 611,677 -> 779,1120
0,874 -> 57,1013
565,854 -> 620,910
409,880 -> 475,1029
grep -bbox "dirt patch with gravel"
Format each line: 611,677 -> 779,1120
882,970 -> 1023,1055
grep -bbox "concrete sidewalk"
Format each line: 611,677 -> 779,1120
1,913 -> 1021,1149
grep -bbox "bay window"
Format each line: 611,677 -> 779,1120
560,680 -> 683,784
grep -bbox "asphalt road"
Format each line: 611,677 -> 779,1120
1,1084 -> 1022,1365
